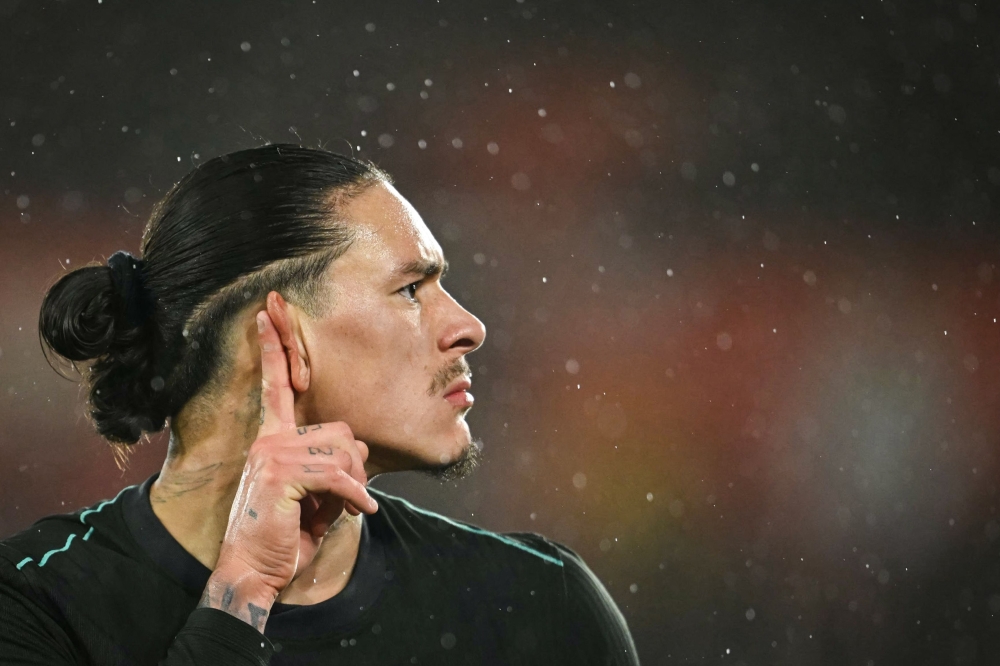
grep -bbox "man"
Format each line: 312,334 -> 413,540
0,145 -> 640,664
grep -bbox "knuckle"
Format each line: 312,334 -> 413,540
255,456 -> 282,486
328,467 -> 350,484
248,437 -> 267,460
250,434 -> 278,457
331,421 -> 354,439
332,448 -> 353,469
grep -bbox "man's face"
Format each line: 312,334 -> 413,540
296,182 -> 486,478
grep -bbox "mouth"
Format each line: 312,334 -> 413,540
443,376 -> 473,408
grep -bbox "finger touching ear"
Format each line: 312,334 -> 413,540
266,291 -> 311,393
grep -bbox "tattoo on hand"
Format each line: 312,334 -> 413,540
248,508 -> 258,519
308,446 -> 334,455
221,586 -> 235,611
302,464 -> 324,474
247,603 -> 268,631
296,424 -> 323,436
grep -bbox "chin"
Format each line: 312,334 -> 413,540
422,436 -> 483,482
367,420 -> 479,480
415,419 -> 481,481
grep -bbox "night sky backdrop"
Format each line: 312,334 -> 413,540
2,0 -> 1000,663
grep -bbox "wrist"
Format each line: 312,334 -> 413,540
199,564 -> 278,633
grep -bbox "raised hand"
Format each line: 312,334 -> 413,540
197,299 -> 378,632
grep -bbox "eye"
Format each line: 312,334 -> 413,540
399,281 -> 421,302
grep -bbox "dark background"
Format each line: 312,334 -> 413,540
2,0 -> 1000,663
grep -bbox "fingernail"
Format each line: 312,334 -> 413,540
256,313 -> 265,333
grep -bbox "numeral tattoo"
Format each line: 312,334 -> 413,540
308,446 -> 334,455
221,586 -> 235,611
296,424 -> 323,435
302,464 -> 324,474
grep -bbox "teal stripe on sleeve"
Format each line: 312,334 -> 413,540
79,484 -> 135,524
38,534 -> 76,567
17,483 -> 136,570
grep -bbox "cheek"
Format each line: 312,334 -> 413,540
312,301 -> 425,416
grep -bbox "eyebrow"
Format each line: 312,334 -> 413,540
391,257 -> 449,281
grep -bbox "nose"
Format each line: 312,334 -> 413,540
439,292 -> 486,355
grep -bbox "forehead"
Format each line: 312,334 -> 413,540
339,182 -> 445,278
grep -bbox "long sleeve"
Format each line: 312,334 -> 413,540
157,608 -> 275,665
0,566 -> 79,665
553,542 -> 641,666
0,557 -> 274,666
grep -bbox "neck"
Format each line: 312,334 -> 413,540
150,426 -> 364,604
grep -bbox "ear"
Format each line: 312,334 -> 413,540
265,290 -> 311,393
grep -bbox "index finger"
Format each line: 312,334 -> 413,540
257,310 -> 296,437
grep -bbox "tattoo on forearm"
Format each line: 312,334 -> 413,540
296,424 -> 323,435
302,464 -> 324,473
308,446 -> 334,455
248,508 -> 258,519
248,603 -> 268,630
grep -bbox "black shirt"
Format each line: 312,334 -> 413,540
0,474 -> 640,665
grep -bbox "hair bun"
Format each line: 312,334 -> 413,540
39,261 -> 164,445
39,264 -> 121,362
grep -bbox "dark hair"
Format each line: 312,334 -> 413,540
38,143 -> 392,450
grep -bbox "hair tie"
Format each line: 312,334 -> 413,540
107,251 -> 152,328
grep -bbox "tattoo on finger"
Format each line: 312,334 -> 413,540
297,424 -> 323,436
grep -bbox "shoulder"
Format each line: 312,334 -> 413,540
367,491 -> 639,662
0,483 -> 138,586
368,487 -> 565,572
544,542 -> 641,665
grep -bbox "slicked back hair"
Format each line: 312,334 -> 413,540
39,143 -> 392,452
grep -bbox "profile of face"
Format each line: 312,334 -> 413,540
284,182 -> 487,480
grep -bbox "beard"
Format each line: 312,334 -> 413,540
421,437 -> 483,482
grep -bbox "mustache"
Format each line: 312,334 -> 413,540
428,357 -> 472,396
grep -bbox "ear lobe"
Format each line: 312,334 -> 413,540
266,291 -> 311,393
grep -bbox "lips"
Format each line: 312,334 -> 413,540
443,376 -> 472,397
